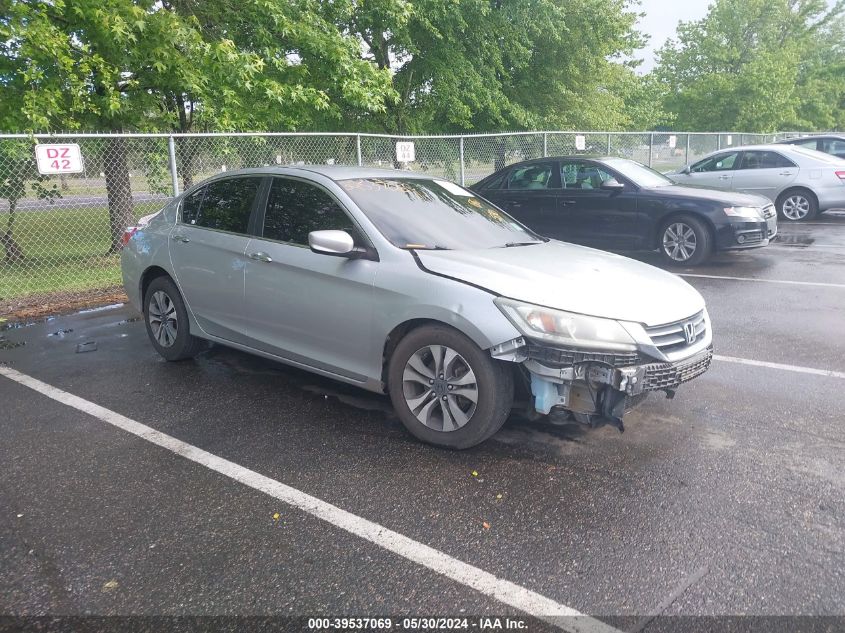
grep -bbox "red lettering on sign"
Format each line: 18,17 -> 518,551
46,148 -> 59,159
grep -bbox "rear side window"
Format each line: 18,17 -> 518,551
184,177 -> 261,234
262,178 -> 354,246
739,151 -> 795,169
793,138 -> 819,150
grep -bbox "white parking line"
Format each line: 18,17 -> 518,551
0,366 -> 616,633
679,273 -> 845,289
714,355 -> 845,380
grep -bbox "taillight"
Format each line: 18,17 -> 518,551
835,171 -> 845,181
120,226 -> 138,247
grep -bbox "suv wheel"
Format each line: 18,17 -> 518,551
387,325 -> 514,449
659,216 -> 712,266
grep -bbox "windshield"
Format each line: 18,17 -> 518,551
603,158 -> 674,188
338,177 -> 543,250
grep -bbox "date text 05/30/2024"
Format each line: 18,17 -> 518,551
307,617 -> 529,630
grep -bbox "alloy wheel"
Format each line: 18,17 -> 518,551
148,290 -> 178,348
402,345 -> 478,432
662,222 -> 698,262
782,195 -> 810,220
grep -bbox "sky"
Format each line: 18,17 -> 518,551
633,0 -> 712,73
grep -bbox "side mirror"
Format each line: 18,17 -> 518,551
682,165 -> 691,175
308,230 -> 356,257
600,177 -> 625,192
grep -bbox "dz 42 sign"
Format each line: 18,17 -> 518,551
35,144 -> 85,175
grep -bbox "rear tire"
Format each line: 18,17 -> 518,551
777,188 -> 817,221
387,325 -> 514,449
143,276 -> 205,361
659,215 -> 713,266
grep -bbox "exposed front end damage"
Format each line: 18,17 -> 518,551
490,315 -> 714,432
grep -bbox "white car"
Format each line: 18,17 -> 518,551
667,144 -> 845,221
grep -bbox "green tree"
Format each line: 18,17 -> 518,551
0,0 -> 394,250
655,0 -> 845,132
0,141 -> 60,263
339,0 -> 644,133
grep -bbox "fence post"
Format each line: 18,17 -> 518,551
648,132 -> 654,167
717,134 -> 721,151
607,133 -> 612,156
542,133 -> 548,158
167,135 -> 180,197
459,136 -> 465,186
685,134 -> 690,165
356,134 -> 362,167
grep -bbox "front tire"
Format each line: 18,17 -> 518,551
143,276 -> 205,361
387,325 -> 514,449
659,216 -> 713,266
777,189 -> 817,221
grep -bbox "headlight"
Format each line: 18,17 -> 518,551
494,298 -> 638,351
724,206 -> 763,219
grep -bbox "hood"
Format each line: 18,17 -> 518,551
649,183 -> 772,207
417,240 -> 705,327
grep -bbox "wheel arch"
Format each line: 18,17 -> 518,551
139,265 -> 173,304
776,186 -> 818,208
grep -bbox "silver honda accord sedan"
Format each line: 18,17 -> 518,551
121,166 -> 713,448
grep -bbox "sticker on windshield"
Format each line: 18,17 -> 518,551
434,180 -> 473,197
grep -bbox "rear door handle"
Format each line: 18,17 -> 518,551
779,171 -> 794,176
171,234 -> 190,243
561,200 -> 577,206
249,251 -> 273,263
718,175 -> 731,180
509,202 -> 523,209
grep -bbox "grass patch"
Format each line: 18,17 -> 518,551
1,206 -> 124,300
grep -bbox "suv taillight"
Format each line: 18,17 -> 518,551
120,226 -> 138,247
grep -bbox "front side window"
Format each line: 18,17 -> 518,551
338,178 -> 542,251
186,177 -> 261,234
822,139 -> 845,155
507,163 -> 555,190
691,152 -> 740,172
739,151 -> 795,170
561,161 -> 614,190
263,178 -> 355,246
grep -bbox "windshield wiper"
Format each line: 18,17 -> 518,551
502,241 -> 543,248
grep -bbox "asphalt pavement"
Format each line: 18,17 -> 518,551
1,214 -> 844,632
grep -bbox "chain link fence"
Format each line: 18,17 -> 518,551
0,130 -> 796,314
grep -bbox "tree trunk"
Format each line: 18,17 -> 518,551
104,136 -> 135,254
2,199 -> 25,264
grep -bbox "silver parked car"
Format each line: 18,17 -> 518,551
667,144 -> 845,221
121,167 -> 713,449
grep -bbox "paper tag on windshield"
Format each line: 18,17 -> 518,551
435,180 -> 473,196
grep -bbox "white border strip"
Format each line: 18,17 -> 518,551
679,273 -> 845,289
0,366 -> 617,633
714,355 -> 845,379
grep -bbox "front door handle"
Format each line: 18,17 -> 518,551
561,200 -> 577,206
171,234 -> 190,243
509,202 -> 523,209
718,175 -> 731,180
249,252 -> 273,263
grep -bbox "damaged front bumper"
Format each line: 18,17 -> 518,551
491,337 -> 714,431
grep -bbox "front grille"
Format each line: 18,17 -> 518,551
527,342 -> 641,368
642,348 -> 713,391
644,310 -> 707,355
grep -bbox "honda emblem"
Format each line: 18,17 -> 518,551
683,322 -> 696,345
